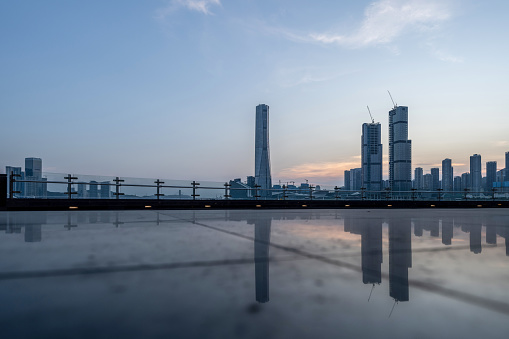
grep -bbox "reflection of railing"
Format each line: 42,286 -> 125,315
5,171 -> 509,201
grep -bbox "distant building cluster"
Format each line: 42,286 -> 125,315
5,158 -> 112,198
6,157 -> 47,198
230,103 -> 509,198
344,105 -> 509,193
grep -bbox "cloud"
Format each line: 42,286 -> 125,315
276,67 -> 361,87
157,0 -> 221,18
309,0 -> 452,48
277,160 -> 361,180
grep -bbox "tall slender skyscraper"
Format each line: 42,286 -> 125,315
442,158 -> 453,192
389,106 -> 412,191
361,122 -> 382,191
470,154 -> 482,191
255,104 -> 272,198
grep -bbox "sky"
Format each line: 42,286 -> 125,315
1,0 -> 509,187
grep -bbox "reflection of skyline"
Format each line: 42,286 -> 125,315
1,210 -> 508,309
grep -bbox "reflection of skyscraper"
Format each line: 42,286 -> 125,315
361,220 -> 383,284
389,106 -> 412,191
389,218 -> 412,302
486,224 -> 497,245
441,218 -> 453,245
361,122 -> 383,191
253,217 -> 271,303
469,224 -> 482,254
255,104 -> 272,198
345,217 -> 383,285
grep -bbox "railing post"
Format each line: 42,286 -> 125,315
437,188 -> 443,202
282,185 -> 288,200
191,181 -> 200,200
411,188 -> 417,201
9,171 -> 21,199
309,185 -> 314,200
155,179 -> 165,200
334,186 -> 340,200
360,187 -> 366,201
491,187 -> 496,201
113,177 -> 125,199
385,187 -> 391,200
64,174 -> 78,199
463,188 -> 469,201
224,182 -> 231,200
254,184 -> 261,200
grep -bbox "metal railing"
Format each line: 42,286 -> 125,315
5,172 -> 509,201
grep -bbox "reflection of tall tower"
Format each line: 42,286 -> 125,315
469,224 -> 482,254
389,218 -> 412,302
255,104 -> 272,198
345,217 -> 383,285
441,218 -> 454,245
361,220 -> 383,285
254,218 -> 271,303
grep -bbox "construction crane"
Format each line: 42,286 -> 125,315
387,90 -> 397,108
367,106 -> 374,123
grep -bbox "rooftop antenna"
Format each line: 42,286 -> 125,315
387,90 -> 397,108
367,106 -> 374,123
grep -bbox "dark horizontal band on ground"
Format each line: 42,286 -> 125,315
1,199 -> 508,211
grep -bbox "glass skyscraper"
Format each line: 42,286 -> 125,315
255,104 -> 272,198
361,122 -> 382,191
389,106 -> 412,191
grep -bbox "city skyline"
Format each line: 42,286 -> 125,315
1,1 -> 509,186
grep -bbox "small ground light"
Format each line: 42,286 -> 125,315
205,205 -> 211,208
477,205 -> 482,207
345,205 -> 350,207
498,204 -> 502,206
69,206 -> 78,209
302,205 -> 307,207
145,206 -> 152,208
387,205 -> 392,207
256,205 -> 262,208
430,205 -> 435,207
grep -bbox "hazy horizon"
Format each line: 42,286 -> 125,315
1,1 -> 508,187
